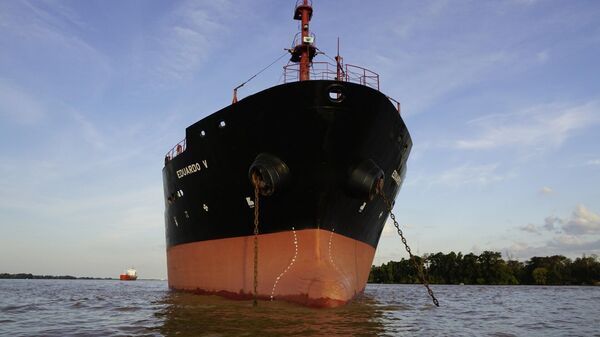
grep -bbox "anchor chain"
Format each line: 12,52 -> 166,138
377,179 -> 440,307
251,173 -> 262,307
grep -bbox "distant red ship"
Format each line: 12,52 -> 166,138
119,268 -> 137,281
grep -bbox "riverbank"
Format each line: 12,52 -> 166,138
0,273 -> 114,280
369,251 -> 600,286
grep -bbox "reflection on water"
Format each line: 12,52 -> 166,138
1,280 -> 599,336
154,291 -> 387,337
152,283 -> 600,337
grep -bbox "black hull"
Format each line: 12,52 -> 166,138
162,80 -> 411,250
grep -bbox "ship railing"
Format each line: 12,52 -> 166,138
290,32 -> 317,49
344,64 -> 380,91
386,95 -> 401,114
283,61 -> 336,82
295,0 -> 312,7
283,62 -> 380,90
165,138 -> 186,163
283,62 -> 402,113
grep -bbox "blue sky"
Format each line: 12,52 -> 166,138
1,0 -> 599,279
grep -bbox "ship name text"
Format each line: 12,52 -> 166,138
177,160 -> 208,179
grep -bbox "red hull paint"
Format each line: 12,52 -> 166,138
119,274 -> 137,281
167,228 -> 376,308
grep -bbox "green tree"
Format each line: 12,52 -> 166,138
426,251 -> 463,284
478,251 -> 513,284
532,267 -> 548,285
506,260 -> 524,285
368,252 -> 600,285
571,255 -> 600,285
524,255 -> 572,285
459,253 -> 480,284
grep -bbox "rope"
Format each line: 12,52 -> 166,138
234,51 -> 290,92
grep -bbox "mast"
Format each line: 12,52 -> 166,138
335,37 -> 344,81
290,0 -> 316,81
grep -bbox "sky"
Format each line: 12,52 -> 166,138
1,0 -> 599,279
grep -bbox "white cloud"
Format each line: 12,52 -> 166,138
0,1 -> 111,100
70,110 -> 106,150
0,80 -> 45,124
511,0 -> 540,5
155,0 -> 234,80
376,0 -> 590,116
543,215 -> 562,231
394,51 -> 513,115
536,50 -> 549,63
456,101 -> 599,151
389,1 -> 449,39
507,205 -> 600,258
0,1 -> 106,62
381,217 -> 395,237
553,234 -> 586,246
432,163 -> 507,187
563,205 -> 600,235
381,217 -> 415,237
504,235 -> 600,259
522,205 -> 600,236
540,186 -> 553,195
586,159 -> 600,166
519,223 -> 540,234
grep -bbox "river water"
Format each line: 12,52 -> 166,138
1,280 -> 598,336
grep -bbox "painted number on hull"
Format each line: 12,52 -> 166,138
391,169 -> 402,185
176,160 -> 208,179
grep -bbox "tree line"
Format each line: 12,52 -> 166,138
0,273 -> 112,280
368,251 -> 600,285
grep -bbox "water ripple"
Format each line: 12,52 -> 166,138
0,280 -> 599,336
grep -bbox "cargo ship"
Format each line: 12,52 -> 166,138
162,0 -> 411,307
119,268 -> 137,281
